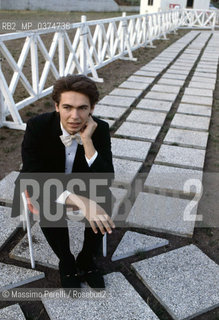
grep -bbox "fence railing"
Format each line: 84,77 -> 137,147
0,9 -> 216,130
180,9 -> 216,29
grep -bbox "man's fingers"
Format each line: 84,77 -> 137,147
98,215 -> 112,234
89,220 -> 98,234
95,219 -> 105,235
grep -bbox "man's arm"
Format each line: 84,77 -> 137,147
65,193 -> 115,235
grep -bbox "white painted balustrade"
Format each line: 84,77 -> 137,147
0,9 -> 216,130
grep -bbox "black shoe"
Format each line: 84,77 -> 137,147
59,261 -> 81,289
85,268 -> 105,291
76,256 -> 105,291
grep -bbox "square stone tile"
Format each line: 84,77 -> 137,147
0,262 -> 45,291
10,221 -> 85,269
144,164 -> 203,197
42,272 -> 160,320
132,244 -> 219,320
98,95 -> 135,108
158,78 -> 184,87
110,187 -> 128,220
0,304 -> 26,320
111,138 -> 151,161
136,99 -> 172,112
145,92 -> 178,102
111,231 -> 169,261
110,88 -> 142,98
170,114 -> 210,131
191,76 -> 216,85
119,80 -> 149,90
193,72 -> 216,79
177,103 -> 212,117
99,118 -> 116,128
0,206 -> 21,250
115,122 -> 161,142
127,75 -> 154,84
155,145 -> 206,170
141,66 -> 164,72
93,105 -> 127,119
163,73 -> 187,81
126,192 -> 198,237
126,109 -> 167,126
167,69 -> 190,76
195,67 -> 217,74
151,85 -> 180,94
194,71 -> 217,80
134,70 -> 158,78
0,171 -> 19,204
184,87 -> 213,98
188,81 -> 215,90
164,128 -> 209,149
113,158 -> 142,186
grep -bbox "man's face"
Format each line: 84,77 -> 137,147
55,91 -> 94,135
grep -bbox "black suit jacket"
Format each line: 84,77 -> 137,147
12,111 -> 114,223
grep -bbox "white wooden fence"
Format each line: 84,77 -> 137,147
0,9 -> 216,130
180,9 -> 216,29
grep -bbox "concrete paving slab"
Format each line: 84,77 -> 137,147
98,95 -> 135,108
110,88 -> 142,98
193,72 -> 216,79
99,118 -> 116,128
162,73 -> 187,80
184,87 -> 213,98
0,171 -> 19,204
191,76 -> 216,84
113,158 -> 142,186
110,187 -> 128,220
111,231 -> 169,261
136,99 -> 172,112
134,70 -> 158,78
111,138 -> 151,161
188,81 -> 215,90
145,92 -> 178,102
152,84 -> 180,94
0,304 -> 26,320
126,109 -> 167,126
93,105 -> 127,119
169,65 -> 191,71
154,145 -> 206,170
144,164 -> 203,197
42,272 -> 160,320
115,122 -> 161,142
170,114 -> 210,131
181,95 -> 213,107
127,75 -> 154,84
167,69 -> 190,75
195,67 -> 217,74
158,78 -> 184,87
126,192 -> 198,237
131,244 -> 219,320
141,66 -> 165,72
0,262 -> 45,291
164,128 -> 209,149
119,80 -> 150,90
10,221 -> 85,269
0,206 -> 21,250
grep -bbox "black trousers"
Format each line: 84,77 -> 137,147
40,219 -> 103,272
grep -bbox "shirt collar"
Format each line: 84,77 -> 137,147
60,122 -> 69,137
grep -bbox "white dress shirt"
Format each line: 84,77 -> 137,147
56,123 -> 98,204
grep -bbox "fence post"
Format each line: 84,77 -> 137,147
58,31 -> 65,76
0,58 -> 5,128
80,15 -> 88,75
120,12 -> 126,54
